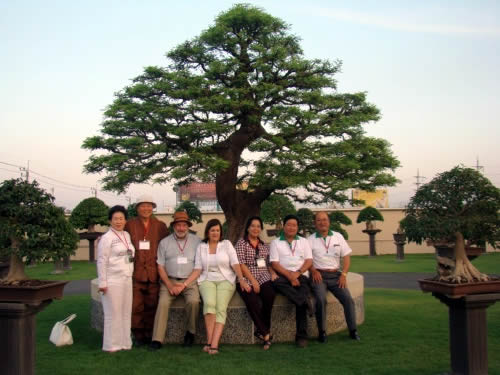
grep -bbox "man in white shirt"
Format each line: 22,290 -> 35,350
308,211 -> 359,343
270,214 -> 314,348
149,211 -> 201,350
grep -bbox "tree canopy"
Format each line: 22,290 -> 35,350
69,197 -> 109,232
329,211 -> 352,239
0,179 -> 79,282
297,208 -> 315,236
357,206 -> 384,224
82,4 -> 399,242
402,166 -> 499,248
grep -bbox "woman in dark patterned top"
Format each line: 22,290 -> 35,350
235,216 -> 278,350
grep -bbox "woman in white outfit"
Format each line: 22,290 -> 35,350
97,205 -> 135,352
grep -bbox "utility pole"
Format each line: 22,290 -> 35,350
473,156 -> 484,173
91,187 -> 97,197
414,169 -> 426,191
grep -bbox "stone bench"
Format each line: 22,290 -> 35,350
90,273 -> 364,344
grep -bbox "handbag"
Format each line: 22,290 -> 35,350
49,314 -> 77,346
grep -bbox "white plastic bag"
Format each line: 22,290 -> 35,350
49,314 -> 77,346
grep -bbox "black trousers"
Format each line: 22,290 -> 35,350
272,275 -> 311,340
236,280 -> 276,337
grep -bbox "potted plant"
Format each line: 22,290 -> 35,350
402,166 -> 499,288
69,197 -> 109,262
357,206 -> 384,256
261,194 -> 296,237
0,178 -> 79,375
392,223 -> 406,261
401,166 -> 500,374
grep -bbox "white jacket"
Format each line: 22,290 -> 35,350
194,240 -> 240,284
97,229 -> 135,288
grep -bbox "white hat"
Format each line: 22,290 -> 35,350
136,194 -> 157,208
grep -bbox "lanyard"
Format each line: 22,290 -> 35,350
142,219 -> 150,240
174,235 -> 188,254
111,229 -> 130,250
287,239 -> 297,256
322,236 -> 332,253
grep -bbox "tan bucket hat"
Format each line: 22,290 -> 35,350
135,194 -> 157,208
171,211 -> 193,227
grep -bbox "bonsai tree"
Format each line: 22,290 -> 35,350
0,179 -> 79,282
297,208 -> 315,236
261,194 -> 296,231
175,200 -> 202,223
357,206 -> 384,230
329,211 -> 352,239
402,166 -> 500,283
69,197 -> 109,232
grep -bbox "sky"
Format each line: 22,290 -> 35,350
1,0 -> 499,210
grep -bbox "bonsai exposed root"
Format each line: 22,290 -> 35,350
3,254 -> 28,284
439,257 -> 489,284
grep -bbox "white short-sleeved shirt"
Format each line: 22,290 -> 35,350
270,234 -> 312,276
308,231 -> 352,270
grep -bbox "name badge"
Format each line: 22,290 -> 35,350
139,240 -> 150,250
177,256 -> 188,264
256,258 -> 266,268
287,256 -> 301,268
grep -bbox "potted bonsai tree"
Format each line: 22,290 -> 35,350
70,197 -> 108,262
401,166 -> 500,375
261,194 -> 296,237
357,206 -> 384,256
0,178 -> 79,375
402,166 -> 499,285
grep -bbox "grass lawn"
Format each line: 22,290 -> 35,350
25,260 -> 97,281
24,253 -> 500,281
35,289 -> 500,375
349,252 -> 500,274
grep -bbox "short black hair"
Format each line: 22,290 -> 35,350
283,214 -> 299,226
108,205 -> 128,220
203,218 -> 223,243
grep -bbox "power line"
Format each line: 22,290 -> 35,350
414,169 -> 426,190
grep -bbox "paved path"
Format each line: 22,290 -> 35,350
63,273 -> 437,296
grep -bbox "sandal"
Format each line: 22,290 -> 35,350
254,331 -> 265,342
202,344 -> 210,353
263,340 -> 272,350
208,347 -> 219,355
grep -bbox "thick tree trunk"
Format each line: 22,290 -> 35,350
5,254 -> 28,283
223,195 -> 262,244
441,232 -> 489,283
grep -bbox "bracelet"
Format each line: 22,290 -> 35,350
341,272 -> 347,276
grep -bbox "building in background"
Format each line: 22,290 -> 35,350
175,182 -> 221,211
352,189 -> 389,208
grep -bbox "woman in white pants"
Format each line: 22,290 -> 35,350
97,205 -> 135,352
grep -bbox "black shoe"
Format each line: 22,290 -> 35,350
296,338 -> 308,348
318,331 -> 328,343
183,331 -> 195,347
148,341 -> 162,351
133,338 -> 147,347
349,330 -> 361,341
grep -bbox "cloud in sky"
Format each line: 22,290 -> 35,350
309,7 -> 500,37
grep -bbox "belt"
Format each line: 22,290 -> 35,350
316,268 -> 339,273
170,277 -> 186,281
